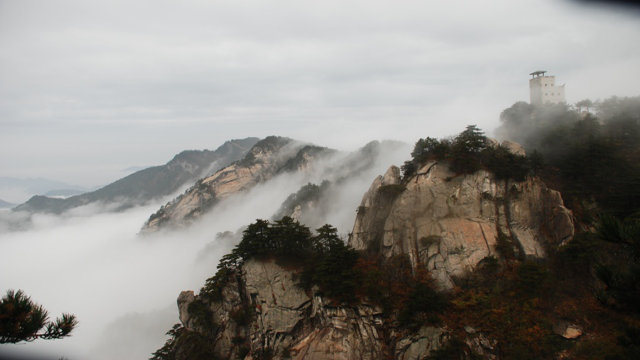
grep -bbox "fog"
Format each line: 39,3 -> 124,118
0,139 -> 410,359
2,0 -> 640,187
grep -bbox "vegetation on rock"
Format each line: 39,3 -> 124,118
496,96 -> 640,219
155,98 -> 640,359
401,125 -> 535,181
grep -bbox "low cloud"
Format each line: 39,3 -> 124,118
0,138 -> 412,359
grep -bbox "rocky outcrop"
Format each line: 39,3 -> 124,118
350,161 -> 574,289
142,137 -> 332,232
553,321 -> 583,339
395,326 -> 448,360
176,259 -> 393,360
163,141 -> 577,359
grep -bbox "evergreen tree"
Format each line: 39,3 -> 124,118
0,289 -> 77,343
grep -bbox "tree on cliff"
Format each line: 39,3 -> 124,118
0,289 -> 77,343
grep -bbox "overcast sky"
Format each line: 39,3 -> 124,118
1,0 -> 639,188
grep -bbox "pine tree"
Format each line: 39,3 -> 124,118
0,289 -> 77,343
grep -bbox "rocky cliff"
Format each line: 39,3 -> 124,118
142,139 -> 410,233
350,159 -> 574,289
142,137 -> 333,232
155,140 -> 579,360
173,259 -> 450,360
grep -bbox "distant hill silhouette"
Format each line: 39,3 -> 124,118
14,138 -> 259,214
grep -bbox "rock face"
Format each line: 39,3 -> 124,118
177,259 -> 391,360
165,144 -> 577,359
142,137 -> 332,232
350,161 -> 574,289
395,326 -> 448,360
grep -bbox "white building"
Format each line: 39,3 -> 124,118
529,71 -> 565,105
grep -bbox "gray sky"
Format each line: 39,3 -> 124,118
1,0 -> 639,187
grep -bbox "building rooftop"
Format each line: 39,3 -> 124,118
530,70 -> 547,78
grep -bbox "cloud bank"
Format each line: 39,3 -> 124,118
1,0 -> 639,186
0,138 -> 411,359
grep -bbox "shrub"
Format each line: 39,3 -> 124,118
405,125 -> 536,181
230,306 -> 252,326
495,229 -> 516,260
187,300 -> 217,335
516,260 -> 549,296
399,282 -> 448,328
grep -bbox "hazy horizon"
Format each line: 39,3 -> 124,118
2,0 -> 639,188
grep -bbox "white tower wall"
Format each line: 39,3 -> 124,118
529,72 -> 565,105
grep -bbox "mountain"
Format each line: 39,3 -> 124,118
151,108 -> 640,359
141,137 -> 410,233
43,189 -> 87,198
154,136 -> 579,359
13,138 -> 259,214
142,136 -> 333,232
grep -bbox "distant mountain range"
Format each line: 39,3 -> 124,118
13,138 -> 259,214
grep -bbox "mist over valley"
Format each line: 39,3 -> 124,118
1,0 -> 640,359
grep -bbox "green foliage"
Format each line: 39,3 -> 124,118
555,232 -> 600,278
0,289 -> 77,344
597,214 -> 640,259
496,97 -> 640,218
298,224 -> 359,303
200,252 -> 240,302
516,260 -> 549,296
187,299 -> 218,334
594,215 -> 640,312
401,160 -> 418,178
494,229 -> 516,260
482,145 -> 530,181
398,282 -> 448,328
402,125 -> 537,181
172,329 -> 218,360
449,125 -> 486,174
613,326 -> 640,360
202,219 -> 360,307
477,255 -> 500,279
150,323 -> 183,360
234,217 -> 313,261
234,219 -> 273,260
312,224 -> 344,254
230,306 -> 251,326
307,241 -> 359,302
272,181 -> 330,220
410,137 -> 450,164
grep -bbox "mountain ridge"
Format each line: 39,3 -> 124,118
13,137 -> 259,214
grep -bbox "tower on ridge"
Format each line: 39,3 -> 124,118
529,71 -> 565,105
